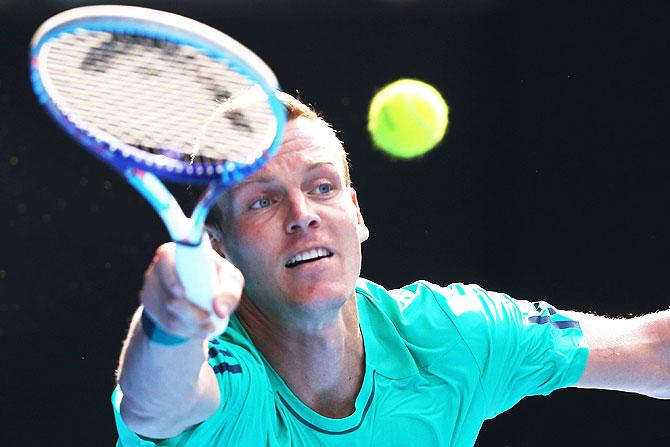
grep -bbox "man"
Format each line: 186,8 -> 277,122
113,93 -> 668,446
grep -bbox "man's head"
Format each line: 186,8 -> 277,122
207,93 -> 368,326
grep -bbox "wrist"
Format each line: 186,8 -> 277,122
140,309 -> 189,345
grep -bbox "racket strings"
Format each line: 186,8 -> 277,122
39,29 -> 277,168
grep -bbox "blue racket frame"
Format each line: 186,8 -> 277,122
30,6 -> 286,336
30,9 -> 286,244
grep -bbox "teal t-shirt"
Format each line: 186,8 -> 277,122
113,278 -> 588,446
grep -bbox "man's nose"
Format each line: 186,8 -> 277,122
285,191 -> 320,233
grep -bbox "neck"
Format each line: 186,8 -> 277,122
236,295 -> 365,418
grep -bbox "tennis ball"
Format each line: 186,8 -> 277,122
368,79 -> 449,159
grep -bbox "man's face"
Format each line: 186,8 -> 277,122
215,117 -> 369,324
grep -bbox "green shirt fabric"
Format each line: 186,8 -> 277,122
113,278 -> 588,446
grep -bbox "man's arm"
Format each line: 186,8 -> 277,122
564,309 -> 670,399
116,243 -> 243,439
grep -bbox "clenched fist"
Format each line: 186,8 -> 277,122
139,242 -> 244,340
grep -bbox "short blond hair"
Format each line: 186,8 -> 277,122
276,92 -> 351,186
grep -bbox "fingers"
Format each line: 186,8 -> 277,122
139,242 -> 243,340
211,254 -> 244,319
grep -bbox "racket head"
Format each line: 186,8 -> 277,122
30,5 -> 286,185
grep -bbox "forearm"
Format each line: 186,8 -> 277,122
116,307 -> 220,438
637,310 -> 670,398
567,309 -> 670,399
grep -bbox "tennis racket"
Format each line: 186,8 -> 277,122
30,5 -> 286,337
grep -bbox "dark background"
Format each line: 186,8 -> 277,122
1,0 -> 668,445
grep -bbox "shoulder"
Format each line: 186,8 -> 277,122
355,278 -> 513,366
356,278 -> 536,351
212,315 -> 267,377
356,277 -> 517,328
207,316 -> 273,407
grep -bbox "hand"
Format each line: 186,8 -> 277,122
139,242 -> 244,340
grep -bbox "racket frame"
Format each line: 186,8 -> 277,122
30,5 -> 286,244
29,6 -> 287,329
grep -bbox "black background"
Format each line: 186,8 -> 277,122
1,1 -> 668,445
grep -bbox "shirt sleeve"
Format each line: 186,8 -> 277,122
429,282 -> 589,418
111,337 -> 270,446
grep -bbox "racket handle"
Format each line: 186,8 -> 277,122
174,233 -> 229,339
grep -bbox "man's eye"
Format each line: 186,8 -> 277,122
314,183 -> 333,194
250,197 -> 272,209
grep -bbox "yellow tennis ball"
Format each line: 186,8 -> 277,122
368,79 -> 449,159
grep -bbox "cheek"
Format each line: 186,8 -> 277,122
226,219 -> 284,265
220,227 -> 260,270
225,234 -> 253,259
330,207 -> 363,246
337,203 -> 361,231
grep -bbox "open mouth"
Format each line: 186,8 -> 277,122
285,247 -> 333,268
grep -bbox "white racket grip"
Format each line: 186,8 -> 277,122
174,233 -> 229,339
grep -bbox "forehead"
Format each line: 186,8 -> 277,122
214,117 -> 346,220
252,116 -> 345,179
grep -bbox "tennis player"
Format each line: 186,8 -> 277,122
113,93 -> 669,446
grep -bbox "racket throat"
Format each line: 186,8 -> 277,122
124,167 -> 202,243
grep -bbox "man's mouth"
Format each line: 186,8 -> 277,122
285,247 -> 333,268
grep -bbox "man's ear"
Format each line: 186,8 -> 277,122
349,187 -> 369,243
205,225 -> 227,258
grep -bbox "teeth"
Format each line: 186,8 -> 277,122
286,248 -> 331,267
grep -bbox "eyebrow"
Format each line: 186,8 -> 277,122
234,161 -> 339,188
305,161 -> 339,173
